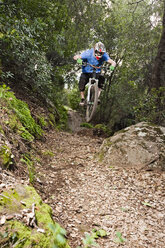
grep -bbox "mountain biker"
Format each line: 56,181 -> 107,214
73,41 -> 116,106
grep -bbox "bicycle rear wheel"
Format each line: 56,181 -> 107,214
86,83 -> 98,122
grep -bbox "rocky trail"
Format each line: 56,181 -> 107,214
34,129 -> 165,248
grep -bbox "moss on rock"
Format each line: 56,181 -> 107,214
0,84 -> 43,139
0,185 -> 70,248
0,144 -> 13,169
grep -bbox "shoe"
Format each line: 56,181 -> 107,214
79,98 -> 85,106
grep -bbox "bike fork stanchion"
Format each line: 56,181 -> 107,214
86,78 -> 99,122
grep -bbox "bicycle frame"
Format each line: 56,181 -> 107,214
81,62 -> 110,122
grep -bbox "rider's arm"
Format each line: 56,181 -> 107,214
73,55 -> 82,60
107,58 -> 116,67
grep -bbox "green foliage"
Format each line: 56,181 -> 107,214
77,229 -> 108,248
82,233 -> 98,248
9,98 -> 43,138
0,145 -> 14,169
48,223 -> 68,248
19,127 -> 34,142
56,106 -> 68,130
37,116 -> 48,128
94,124 -> 112,136
96,0 -> 164,130
134,87 -> 165,125
114,231 -> 126,244
67,87 -> 81,111
0,84 -> 43,139
100,79 -> 137,131
0,0 -> 108,114
92,229 -> 108,238
80,123 -> 93,129
42,150 -> 54,157
20,154 -> 35,184
0,0 -> 164,131
142,201 -> 153,207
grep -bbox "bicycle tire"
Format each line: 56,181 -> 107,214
86,83 -> 98,122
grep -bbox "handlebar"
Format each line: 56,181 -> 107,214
76,58 -> 115,71
82,61 -> 105,70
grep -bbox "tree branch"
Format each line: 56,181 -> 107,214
128,0 -> 144,5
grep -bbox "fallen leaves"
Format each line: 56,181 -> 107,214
1,129 -> 165,248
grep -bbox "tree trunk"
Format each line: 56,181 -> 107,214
151,2 -> 165,88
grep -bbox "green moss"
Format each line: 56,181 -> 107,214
0,145 -> 13,169
49,113 -> 56,127
98,139 -> 113,162
104,139 -> 113,147
94,124 -> 112,136
80,122 -> 93,128
20,155 -> 35,184
42,150 -> 54,157
0,185 -> 70,248
9,220 -> 51,248
0,188 -> 22,212
0,84 -> 43,139
0,124 -> 4,134
56,106 -> 68,130
19,127 -> 34,141
9,98 -> 43,138
37,115 -> 48,128
98,150 -> 105,162
8,114 -> 19,131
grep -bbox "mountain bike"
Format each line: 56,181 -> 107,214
84,63 -> 108,122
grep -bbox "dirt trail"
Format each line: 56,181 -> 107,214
35,129 -> 165,248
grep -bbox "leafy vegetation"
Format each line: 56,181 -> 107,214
0,84 -> 43,140
48,223 -> 69,248
2,2 -> 164,247
77,228 -> 108,248
114,231 -> 126,244
0,144 -> 13,169
20,154 -> 35,184
0,0 -> 164,131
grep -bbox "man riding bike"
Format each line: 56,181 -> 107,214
73,42 -> 116,106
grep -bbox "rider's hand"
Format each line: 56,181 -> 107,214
77,58 -> 82,64
110,65 -> 115,71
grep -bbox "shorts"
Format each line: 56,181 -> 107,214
79,73 -> 105,91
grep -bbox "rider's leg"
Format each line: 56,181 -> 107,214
79,73 -> 89,106
80,91 -> 85,99
97,74 -> 105,101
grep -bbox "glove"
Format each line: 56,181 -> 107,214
77,58 -> 82,65
110,65 -> 115,71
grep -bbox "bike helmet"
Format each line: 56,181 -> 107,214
94,42 -> 106,60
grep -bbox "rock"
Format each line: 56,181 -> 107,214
99,122 -> 165,170
67,110 -> 85,132
0,184 -> 70,248
0,215 -> 6,225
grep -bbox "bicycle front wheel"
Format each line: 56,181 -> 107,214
86,83 -> 98,122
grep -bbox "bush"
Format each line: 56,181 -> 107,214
67,87 -> 80,110
134,87 -> 165,125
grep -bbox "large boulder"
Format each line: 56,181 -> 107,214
99,122 -> 165,170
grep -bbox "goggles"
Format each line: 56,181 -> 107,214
95,50 -> 104,60
95,50 -> 104,56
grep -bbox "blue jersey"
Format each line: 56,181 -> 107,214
81,48 -> 110,73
